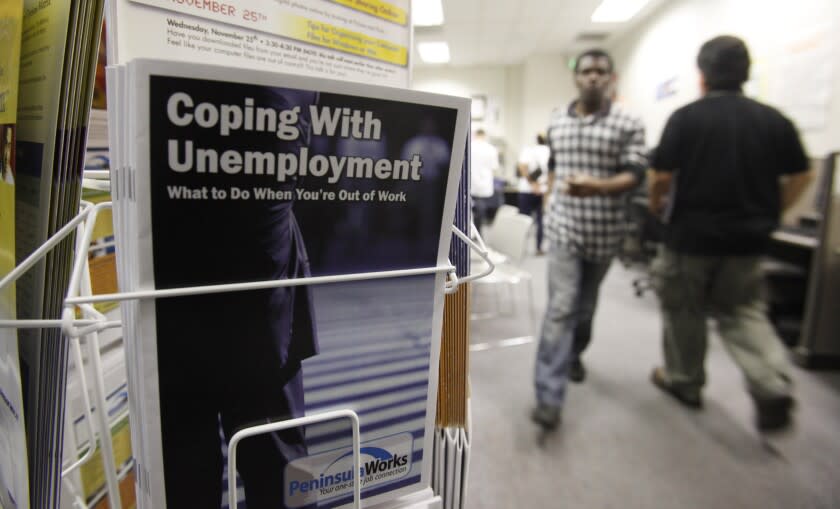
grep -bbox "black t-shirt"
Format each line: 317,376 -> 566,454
652,92 -> 809,255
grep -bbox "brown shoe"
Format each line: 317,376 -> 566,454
754,394 -> 794,432
650,367 -> 702,409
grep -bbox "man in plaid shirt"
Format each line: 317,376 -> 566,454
532,49 -> 647,430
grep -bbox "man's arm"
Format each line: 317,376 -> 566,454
566,171 -> 639,197
490,146 -> 501,177
777,117 -> 813,212
646,109 -> 683,214
780,170 -> 815,211
544,138 -> 556,204
546,169 -> 555,198
567,115 -> 646,197
648,169 -> 673,215
518,162 -> 542,194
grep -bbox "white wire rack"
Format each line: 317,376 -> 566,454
0,174 -> 493,509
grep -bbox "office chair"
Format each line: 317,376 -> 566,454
620,191 -> 663,297
765,154 -> 835,346
493,203 -> 519,220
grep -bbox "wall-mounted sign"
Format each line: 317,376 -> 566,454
655,76 -> 678,101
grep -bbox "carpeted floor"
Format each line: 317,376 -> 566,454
466,254 -> 840,509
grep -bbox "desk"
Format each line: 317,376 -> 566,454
765,229 -> 816,346
771,230 -> 819,250
767,228 -> 817,268
793,153 -> 840,368
796,167 -> 840,368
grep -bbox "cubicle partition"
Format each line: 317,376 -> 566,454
796,152 -> 840,367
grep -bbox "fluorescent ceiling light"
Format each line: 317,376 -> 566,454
418,41 -> 450,63
591,0 -> 650,22
413,0 -> 444,26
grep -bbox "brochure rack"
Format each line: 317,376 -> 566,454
0,172 -> 493,509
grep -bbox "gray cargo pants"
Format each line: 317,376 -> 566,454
652,247 -> 793,400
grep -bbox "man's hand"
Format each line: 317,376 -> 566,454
565,174 -> 605,197
649,196 -> 668,216
647,170 -> 673,216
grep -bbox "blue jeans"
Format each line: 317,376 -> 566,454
534,245 -> 611,407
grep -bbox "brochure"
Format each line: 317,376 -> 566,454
0,3 -> 29,507
13,0 -> 106,505
115,59 -> 468,508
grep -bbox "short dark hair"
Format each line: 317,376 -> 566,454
697,35 -> 750,91
574,49 -> 614,73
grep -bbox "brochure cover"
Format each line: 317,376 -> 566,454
123,59 -> 468,508
13,0 -> 75,445
0,2 -> 30,508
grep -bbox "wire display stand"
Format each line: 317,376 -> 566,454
226,410 -> 361,509
0,176 -> 493,509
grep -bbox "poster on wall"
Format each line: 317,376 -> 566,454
111,59 -> 469,508
769,26 -> 836,131
106,0 -> 411,87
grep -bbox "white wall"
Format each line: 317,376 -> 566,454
412,66 -> 509,131
412,54 -> 577,180
519,53 -> 578,151
412,65 -> 515,176
413,0 -> 840,177
610,0 -> 840,156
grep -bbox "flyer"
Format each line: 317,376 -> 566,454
107,0 -> 411,87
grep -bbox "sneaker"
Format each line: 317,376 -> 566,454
530,404 -> 561,430
754,394 -> 794,432
650,367 -> 702,409
569,359 -> 586,383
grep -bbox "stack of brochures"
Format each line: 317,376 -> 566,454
107,58 -> 469,508
4,0 -> 105,507
432,139 -> 473,509
1,3 -> 27,508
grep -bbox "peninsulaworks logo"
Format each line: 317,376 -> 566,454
285,433 -> 414,507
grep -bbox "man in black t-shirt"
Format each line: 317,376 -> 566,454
648,36 -> 812,432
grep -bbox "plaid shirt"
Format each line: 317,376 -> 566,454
545,100 -> 647,261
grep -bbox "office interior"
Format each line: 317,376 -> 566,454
412,0 -> 840,507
